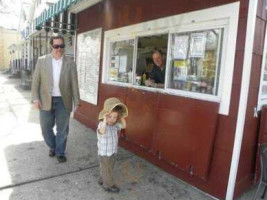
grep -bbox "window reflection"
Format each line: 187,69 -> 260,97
168,29 -> 223,95
261,50 -> 267,96
108,40 -> 134,83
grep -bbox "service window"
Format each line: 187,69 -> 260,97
102,3 -> 239,115
167,28 -> 223,95
107,39 -> 134,83
135,34 -> 169,87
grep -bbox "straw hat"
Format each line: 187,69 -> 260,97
99,97 -> 128,120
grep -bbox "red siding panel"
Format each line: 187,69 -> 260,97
102,0 -> 211,30
232,51 -> 244,85
250,54 -> 262,88
229,84 -> 241,119
253,18 -> 265,55
77,3 -> 104,33
239,0 -> 249,18
236,17 -> 247,51
124,88 -> 159,150
156,95 -> 219,180
214,116 -> 236,151
98,84 -> 127,105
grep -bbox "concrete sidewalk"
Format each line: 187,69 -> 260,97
0,73 -> 258,200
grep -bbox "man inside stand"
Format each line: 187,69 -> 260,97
145,50 -> 165,88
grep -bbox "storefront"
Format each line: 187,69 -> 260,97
65,0 -> 265,199
8,44 -> 20,77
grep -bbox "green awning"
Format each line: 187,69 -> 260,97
35,0 -> 78,30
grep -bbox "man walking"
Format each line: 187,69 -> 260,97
31,35 -> 80,163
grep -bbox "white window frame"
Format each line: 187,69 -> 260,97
103,36 -> 136,87
257,29 -> 267,110
102,2 -> 239,115
165,23 -> 228,102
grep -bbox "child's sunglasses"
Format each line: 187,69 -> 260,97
52,44 -> 65,49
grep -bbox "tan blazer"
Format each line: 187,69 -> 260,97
31,54 -> 80,113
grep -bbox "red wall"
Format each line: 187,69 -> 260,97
234,0 -> 267,197
74,0 -> 264,198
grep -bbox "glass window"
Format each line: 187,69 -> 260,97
258,29 -> 267,110
107,39 -> 134,83
258,44 -> 267,109
167,28 -> 224,95
261,57 -> 267,97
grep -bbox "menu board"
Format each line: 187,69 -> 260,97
76,28 -> 102,105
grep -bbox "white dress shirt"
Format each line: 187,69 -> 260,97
51,56 -> 63,97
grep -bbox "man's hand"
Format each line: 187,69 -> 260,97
33,100 -> 41,110
74,103 -> 82,111
145,79 -> 156,87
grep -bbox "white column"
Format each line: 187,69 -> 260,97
226,0 -> 258,199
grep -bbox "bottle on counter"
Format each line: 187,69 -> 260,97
128,70 -> 132,83
141,72 -> 147,85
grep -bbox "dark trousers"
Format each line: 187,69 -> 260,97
39,97 -> 70,156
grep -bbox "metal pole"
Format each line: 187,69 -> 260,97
46,31 -> 48,54
39,32 -> 42,56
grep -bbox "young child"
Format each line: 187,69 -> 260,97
97,97 -> 128,193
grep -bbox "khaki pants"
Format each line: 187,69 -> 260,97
98,154 -> 116,187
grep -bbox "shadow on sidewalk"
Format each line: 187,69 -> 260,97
3,139 -> 200,200
1,119 -> 139,200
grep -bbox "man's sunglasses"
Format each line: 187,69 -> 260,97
52,44 -> 65,49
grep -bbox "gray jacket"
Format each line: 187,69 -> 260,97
31,54 -> 80,113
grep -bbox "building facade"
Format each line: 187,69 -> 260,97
29,0 -> 267,199
70,0 -> 266,199
0,27 -> 20,71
